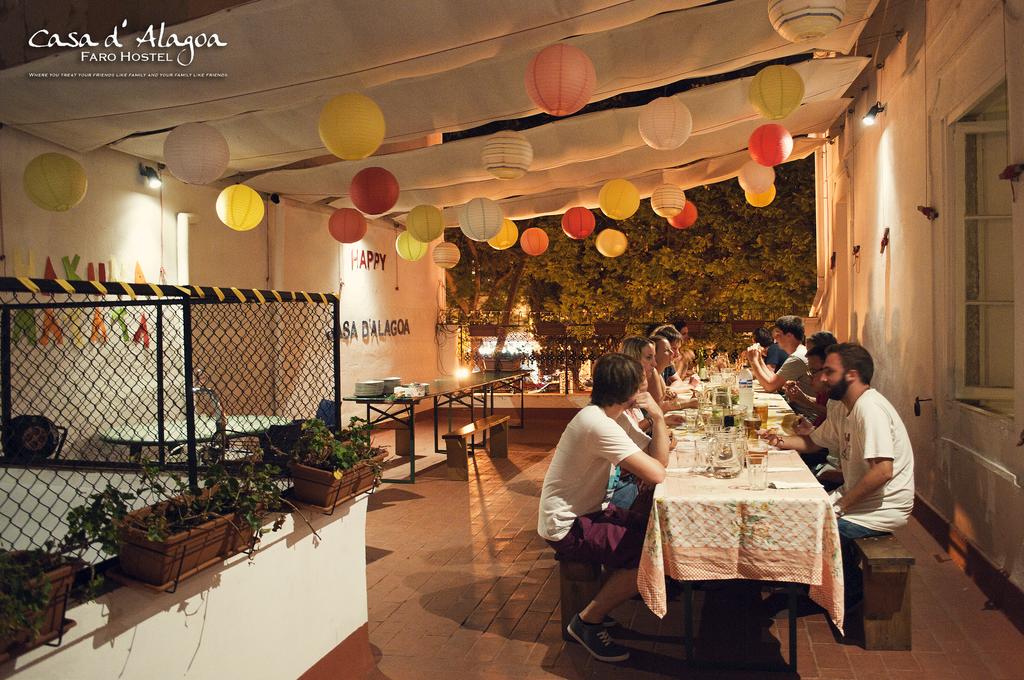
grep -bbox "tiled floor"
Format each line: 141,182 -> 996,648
365,411 -> 1024,679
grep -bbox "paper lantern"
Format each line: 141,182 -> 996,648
746,185 -> 777,207
406,204 -> 444,242
328,208 -> 367,243
668,201 -> 698,229
598,179 -> 640,220
482,131 -> 533,180
638,97 -> 693,151
650,184 -> 686,218
23,153 -> 87,211
749,65 -> 805,120
350,167 -> 399,215
395,231 -> 428,261
595,229 -> 628,258
318,93 -> 385,160
432,242 -> 461,269
520,227 -> 549,256
768,0 -> 846,42
163,123 -> 229,184
749,124 -> 794,167
216,185 -> 264,231
488,218 -> 519,250
737,161 -> 775,194
561,207 -> 595,239
459,197 -> 504,241
524,43 -> 596,116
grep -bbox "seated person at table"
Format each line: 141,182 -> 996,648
651,334 -> 697,411
538,353 -> 669,662
754,326 -> 788,372
783,345 -> 829,424
650,324 -> 685,386
765,343 -> 914,610
607,369 -> 668,510
619,337 -> 683,430
747,316 -> 815,414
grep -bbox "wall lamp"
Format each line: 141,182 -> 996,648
862,102 -> 885,126
139,163 -> 162,189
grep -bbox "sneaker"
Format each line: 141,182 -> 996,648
599,615 -> 618,628
566,614 -> 630,662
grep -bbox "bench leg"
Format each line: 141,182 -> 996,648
488,422 -> 508,458
862,563 -> 912,650
445,438 -> 469,481
559,560 -> 601,641
393,427 -> 412,457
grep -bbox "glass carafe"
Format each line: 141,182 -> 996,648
710,433 -> 742,479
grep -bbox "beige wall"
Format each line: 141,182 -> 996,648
817,0 -> 1024,588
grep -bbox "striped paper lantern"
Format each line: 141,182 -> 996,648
328,208 -> 367,243
520,227 -> 549,256
595,229 -> 628,258
216,185 -> 264,231
395,231 -> 428,261
749,65 -> 805,120
524,43 -> 596,116
561,207 -> 596,239
598,179 -> 640,220
482,131 -> 533,180
638,97 -> 693,151
488,218 -> 519,250
432,242 -> 461,269
459,197 -> 504,241
650,184 -> 686,218
746,185 -> 777,207
406,204 -> 445,242
737,160 -> 775,194
749,124 -> 794,167
164,123 -> 230,185
768,0 -> 846,43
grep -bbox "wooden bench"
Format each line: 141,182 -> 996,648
441,415 -> 509,480
558,559 -> 602,641
854,534 -> 915,650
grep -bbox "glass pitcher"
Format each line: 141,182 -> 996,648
710,433 -> 742,479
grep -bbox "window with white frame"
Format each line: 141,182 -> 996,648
952,83 -> 1013,414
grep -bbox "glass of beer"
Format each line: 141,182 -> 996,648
744,415 -> 762,440
755,404 -> 770,427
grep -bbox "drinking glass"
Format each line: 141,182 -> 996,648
693,437 -> 712,474
755,404 -> 770,427
744,416 -> 762,440
683,409 -> 700,433
746,451 -> 768,490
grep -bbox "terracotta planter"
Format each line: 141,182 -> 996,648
685,321 -> 706,338
289,454 -> 385,508
593,322 -> 626,337
534,321 -> 567,337
731,320 -> 768,334
482,356 -> 524,372
0,561 -> 75,659
467,323 -> 498,337
118,505 -> 245,587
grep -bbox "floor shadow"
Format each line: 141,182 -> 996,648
366,545 -> 393,565
367,488 -> 423,511
505,478 -> 542,497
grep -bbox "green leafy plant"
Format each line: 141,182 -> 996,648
289,418 -> 387,480
0,547 -> 61,641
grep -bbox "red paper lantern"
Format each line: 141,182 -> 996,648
668,202 -> 698,229
561,207 -> 596,239
349,167 -> 399,215
524,44 -> 596,116
520,227 -> 549,256
748,124 -> 794,167
328,208 -> 367,243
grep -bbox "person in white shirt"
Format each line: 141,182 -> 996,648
766,343 -> 915,609
538,353 -> 669,663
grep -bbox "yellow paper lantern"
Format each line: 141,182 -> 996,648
595,229 -> 628,258
598,179 -> 640,220
406,204 -> 445,242
395,231 -> 428,261
318,93 -> 385,161
746,185 -> 777,207
23,153 -> 87,212
488,218 -> 519,250
749,65 -> 805,121
216,185 -> 264,231
650,184 -> 686,218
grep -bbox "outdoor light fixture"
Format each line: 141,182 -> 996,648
916,205 -> 939,220
455,367 -> 470,380
862,102 -> 885,126
880,227 -> 890,254
139,163 -> 162,189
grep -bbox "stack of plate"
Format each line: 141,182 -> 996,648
381,377 -> 402,393
354,380 -> 384,397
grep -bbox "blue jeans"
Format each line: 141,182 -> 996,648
837,518 -> 889,608
608,468 -> 639,509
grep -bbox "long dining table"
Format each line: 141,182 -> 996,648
637,387 -> 844,670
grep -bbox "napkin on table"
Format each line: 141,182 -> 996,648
767,480 -> 822,489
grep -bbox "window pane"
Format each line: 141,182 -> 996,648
964,303 -> 1014,388
973,131 -> 1011,215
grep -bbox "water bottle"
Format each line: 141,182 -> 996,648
738,365 -> 754,411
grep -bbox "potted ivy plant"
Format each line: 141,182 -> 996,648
0,544 -> 78,661
286,418 -> 387,508
65,459 -> 286,588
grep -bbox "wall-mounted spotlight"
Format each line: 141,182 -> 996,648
139,163 -> 162,189
862,102 -> 885,126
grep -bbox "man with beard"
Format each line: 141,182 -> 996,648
765,343 -> 914,610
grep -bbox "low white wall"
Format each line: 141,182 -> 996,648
2,497 -> 368,680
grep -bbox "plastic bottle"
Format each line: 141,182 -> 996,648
738,365 -> 754,412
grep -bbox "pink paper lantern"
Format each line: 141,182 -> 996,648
349,167 -> 399,215
328,208 -> 367,243
524,44 -> 596,117
520,227 -> 549,256
668,202 -> 698,229
561,207 -> 596,239
748,124 -> 794,167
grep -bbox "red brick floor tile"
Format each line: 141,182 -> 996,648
812,643 -> 853,670
879,651 -> 923,672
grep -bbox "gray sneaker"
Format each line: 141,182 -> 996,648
566,614 -> 630,662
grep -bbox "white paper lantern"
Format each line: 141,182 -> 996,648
638,97 -> 693,151
163,123 -> 230,185
459,197 -> 504,242
768,0 -> 846,43
650,184 -> 686,218
737,160 -> 775,194
482,131 -> 533,180
432,242 -> 461,269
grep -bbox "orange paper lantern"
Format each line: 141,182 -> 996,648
328,208 -> 367,243
561,207 -> 595,239
749,124 -> 794,167
524,44 -> 596,116
668,202 -> 698,229
350,167 -> 399,215
520,227 -> 549,256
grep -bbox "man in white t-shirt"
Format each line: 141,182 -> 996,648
538,353 -> 669,663
767,343 -> 915,609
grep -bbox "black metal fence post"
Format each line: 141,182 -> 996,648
182,299 -> 198,492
